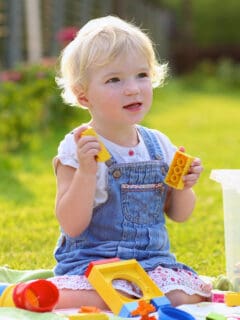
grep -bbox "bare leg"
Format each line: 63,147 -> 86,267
166,290 -> 209,307
55,289 -> 109,310
55,288 -> 209,310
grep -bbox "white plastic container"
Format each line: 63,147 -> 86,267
210,169 -> 240,291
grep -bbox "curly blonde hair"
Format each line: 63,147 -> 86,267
56,15 -> 167,108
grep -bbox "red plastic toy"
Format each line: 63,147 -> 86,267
13,279 -> 59,312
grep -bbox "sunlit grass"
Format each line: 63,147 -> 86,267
145,80 -> 240,276
0,77 -> 239,277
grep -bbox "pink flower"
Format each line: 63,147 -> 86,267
0,70 -> 22,82
56,27 -> 78,45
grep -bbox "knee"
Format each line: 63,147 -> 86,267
165,290 -> 208,307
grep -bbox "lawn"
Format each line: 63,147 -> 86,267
0,76 -> 239,278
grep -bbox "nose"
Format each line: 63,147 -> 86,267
124,79 -> 140,96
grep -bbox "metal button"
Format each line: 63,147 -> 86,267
105,159 -> 113,167
112,169 -> 121,178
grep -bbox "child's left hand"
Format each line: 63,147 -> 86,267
183,157 -> 203,189
178,146 -> 203,189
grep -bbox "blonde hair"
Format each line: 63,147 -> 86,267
56,15 -> 167,107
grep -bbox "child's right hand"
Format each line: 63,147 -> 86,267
74,125 -> 100,174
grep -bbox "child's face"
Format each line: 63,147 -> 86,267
84,50 -> 153,130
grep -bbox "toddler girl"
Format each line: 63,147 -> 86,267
51,15 -> 211,309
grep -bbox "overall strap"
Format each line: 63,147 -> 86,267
137,125 -> 164,161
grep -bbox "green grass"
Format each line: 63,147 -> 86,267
0,77 -> 239,277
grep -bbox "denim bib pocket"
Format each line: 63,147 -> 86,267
121,182 -> 165,225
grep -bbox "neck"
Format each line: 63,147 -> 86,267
89,122 -> 139,147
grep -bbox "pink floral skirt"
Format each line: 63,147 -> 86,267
50,265 -> 212,298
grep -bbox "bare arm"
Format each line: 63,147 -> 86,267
55,126 -> 101,237
165,157 -> 203,222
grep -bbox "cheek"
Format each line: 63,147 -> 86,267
100,89 -> 120,104
144,84 -> 153,102
88,88 -> 110,105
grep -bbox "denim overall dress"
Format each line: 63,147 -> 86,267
54,126 -> 192,276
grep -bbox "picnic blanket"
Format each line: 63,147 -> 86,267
0,307 -> 66,320
0,266 -> 54,283
1,267 -> 240,319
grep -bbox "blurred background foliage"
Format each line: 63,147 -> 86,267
1,0 -> 240,70
0,0 -> 239,152
157,0 -> 240,46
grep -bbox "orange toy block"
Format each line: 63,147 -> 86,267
164,150 -> 194,190
81,128 -> 111,162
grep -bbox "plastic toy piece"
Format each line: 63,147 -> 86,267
85,258 -> 165,316
0,279 -> 59,312
13,279 -> 59,312
85,257 -> 120,277
131,300 -> 157,320
81,127 -> 111,162
158,306 -> 195,320
79,305 -> 101,313
212,274 -> 233,291
68,314 -> 109,319
85,258 -> 197,319
25,289 -> 39,307
211,290 -> 225,303
225,291 -> 240,307
206,312 -> 226,320
165,150 -> 194,190
0,284 -> 16,307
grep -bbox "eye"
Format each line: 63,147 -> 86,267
137,72 -> 149,78
106,77 -> 120,83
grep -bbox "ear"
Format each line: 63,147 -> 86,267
72,86 -> 89,108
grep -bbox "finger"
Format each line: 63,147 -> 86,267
74,125 -> 89,143
191,166 -> 203,174
84,142 -> 100,153
190,164 -> 203,175
178,146 -> 185,152
183,173 -> 199,182
76,134 -> 100,154
191,157 -> 201,166
77,136 -> 100,148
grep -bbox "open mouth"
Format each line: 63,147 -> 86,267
123,102 -> 142,110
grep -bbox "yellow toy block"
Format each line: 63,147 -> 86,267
81,128 -> 111,162
68,314 -> 109,319
86,259 -> 164,316
164,150 -> 194,190
225,292 -> 240,307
